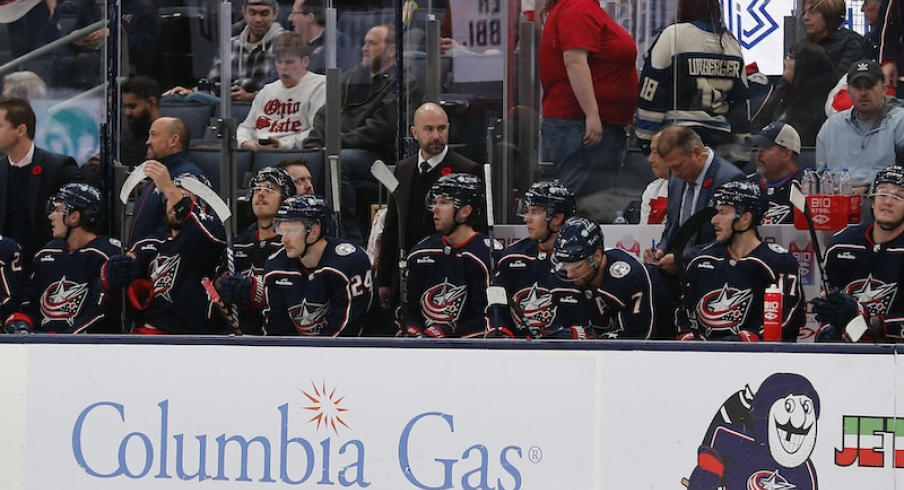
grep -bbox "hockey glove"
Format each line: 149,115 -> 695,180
4,312 -> 32,334
102,254 -> 139,289
723,330 -> 760,342
687,445 -> 723,490
127,279 -> 155,311
812,289 -> 864,328
678,331 -> 706,341
539,326 -> 588,339
814,323 -> 842,343
215,274 -> 254,307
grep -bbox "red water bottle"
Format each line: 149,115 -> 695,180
763,284 -> 782,341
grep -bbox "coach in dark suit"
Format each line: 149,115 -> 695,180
377,102 -> 481,306
643,125 -> 746,275
0,98 -> 82,266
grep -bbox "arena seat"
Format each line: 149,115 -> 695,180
189,147 -> 253,193
215,101 -> 253,125
160,102 -> 215,143
251,148 -> 325,193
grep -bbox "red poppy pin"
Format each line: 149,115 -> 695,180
32,165 -> 42,176
702,178 -> 713,188
440,167 -> 452,176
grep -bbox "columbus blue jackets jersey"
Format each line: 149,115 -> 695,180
129,209 -> 228,334
824,223 -> 904,341
405,233 -> 496,338
262,238 -> 374,336
635,21 -> 749,144
681,242 -> 805,340
756,170 -> 803,225
24,236 -> 122,333
582,248 -> 663,339
491,238 -> 593,338
230,224 -> 283,335
0,235 -> 24,324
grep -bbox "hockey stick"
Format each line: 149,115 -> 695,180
668,206 -> 717,275
483,163 -> 507,337
201,277 -> 241,335
789,185 -> 830,293
370,159 -> 408,316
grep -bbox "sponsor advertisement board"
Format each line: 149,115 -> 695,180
1,341 -> 903,489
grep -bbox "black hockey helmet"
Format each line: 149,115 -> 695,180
516,180 -> 576,220
869,164 -> 904,198
553,216 -> 604,263
248,166 -> 296,199
276,194 -> 332,230
709,179 -> 766,223
47,182 -> 104,226
425,173 -> 484,212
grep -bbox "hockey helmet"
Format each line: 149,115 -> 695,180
869,164 -> 904,198
47,182 -> 104,226
248,166 -> 296,199
425,173 -> 484,212
709,179 -> 766,223
172,172 -> 213,210
516,180 -> 577,220
275,194 -> 332,230
553,217 -> 604,264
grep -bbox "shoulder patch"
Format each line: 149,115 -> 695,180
767,243 -> 788,254
484,238 -> 504,250
335,243 -> 356,257
609,261 -> 631,278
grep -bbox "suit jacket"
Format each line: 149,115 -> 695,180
377,148 -> 481,296
659,152 -> 746,260
0,147 -> 83,260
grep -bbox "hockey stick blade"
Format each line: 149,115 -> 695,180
370,160 -> 399,194
120,162 -> 149,204
668,207 -> 716,258
201,277 -> 242,335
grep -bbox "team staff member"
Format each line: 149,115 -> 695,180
813,164 -> 904,342
103,167 -> 228,334
11,184 -> 122,334
678,180 -> 805,341
405,173 -> 497,338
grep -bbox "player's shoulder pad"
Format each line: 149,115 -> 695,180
608,260 -> 633,279
411,234 -> 441,252
334,242 -> 358,257
766,242 -> 788,254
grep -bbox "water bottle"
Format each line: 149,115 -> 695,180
801,168 -> 817,195
613,211 -> 628,225
820,168 -> 836,195
763,284 -> 783,341
838,168 -> 853,196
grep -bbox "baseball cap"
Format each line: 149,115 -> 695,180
746,121 -> 801,154
245,0 -> 277,8
847,59 -> 883,85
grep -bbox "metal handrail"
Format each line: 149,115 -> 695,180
0,19 -> 109,76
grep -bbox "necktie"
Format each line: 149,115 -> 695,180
681,182 -> 696,225
420,161 -> 431,175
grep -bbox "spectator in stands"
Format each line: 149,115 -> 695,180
877,0 -> 904,92
287,0 -> 357,74
539,0 -> 638,222
2,71 -> 46,102
277,158 -> 315,195
120,75 -> 162,167
305,23 -> 421,244
641,130 -> 669,225
816,59 -> 904,187
376,102 -> 481,308
162,0 -> 283,103
127,117 -> 206,245
747,121 -> 804,225
863,0 -> 882,60
0,98 -> 83,269
642,125 -> 745,276
752,41 -> 836,146
803,0 -> 865,75
238,32 -> 326,150
635,0 -> 750,165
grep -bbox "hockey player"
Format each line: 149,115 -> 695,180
0,235 -> 24,331
405,173 -> 496,338
102,164 -> 229,334
216,194 -> 374,336
679,180 -> 805,341
553,216 -> 666,339
490,180 -> 592,339
812,164 -> 904,342
225,166 -> 296,334
8,184 -> 122,333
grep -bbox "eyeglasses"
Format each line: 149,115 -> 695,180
251,185 -> 283,196
289,9 -> 309,15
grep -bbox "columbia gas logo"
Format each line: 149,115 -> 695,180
71,382 -> 529,489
